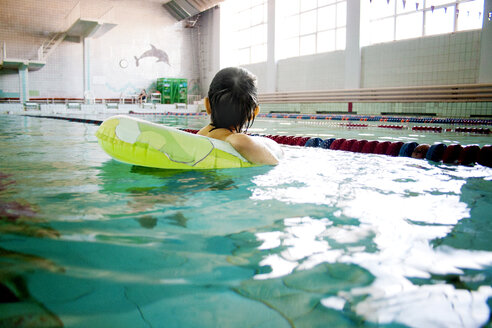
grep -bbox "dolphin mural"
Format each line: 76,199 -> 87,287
134,44 -> 170,67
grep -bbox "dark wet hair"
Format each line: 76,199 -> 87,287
208,67 -> 258,133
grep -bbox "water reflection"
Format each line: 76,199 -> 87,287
0,171 -> 63,326
248,147 -> 492,327
0,247 -> 64,327
1,114 -> 491,326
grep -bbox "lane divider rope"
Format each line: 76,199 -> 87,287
23,114 -> 492,167
128,111 -> 492,125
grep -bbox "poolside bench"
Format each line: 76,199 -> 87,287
24,102 -> 40,110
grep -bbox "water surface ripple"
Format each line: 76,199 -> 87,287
0,115 -> 491,327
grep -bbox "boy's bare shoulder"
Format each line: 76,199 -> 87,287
225,133 -> 254,150
226,133 -> 279,165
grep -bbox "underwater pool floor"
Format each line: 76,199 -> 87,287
0,114 -> 492,327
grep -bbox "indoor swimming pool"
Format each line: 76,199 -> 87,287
145,113 -> 491,147
1,113 -> 492,327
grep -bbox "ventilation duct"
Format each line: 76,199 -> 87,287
163,0 -> 223,21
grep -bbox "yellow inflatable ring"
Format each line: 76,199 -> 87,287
95,115 -> 281,169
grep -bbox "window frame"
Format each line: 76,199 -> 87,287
226,0 -> 268,65
362,0 -> 483,46
278,0 -> 347,60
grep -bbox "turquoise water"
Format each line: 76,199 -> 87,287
1,114 -> 492,327
141,114 -> 492,147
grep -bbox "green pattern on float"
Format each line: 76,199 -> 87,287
96,115 -> 267,169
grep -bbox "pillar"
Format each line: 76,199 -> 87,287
19,63 -> 29,103
345,0 -> 361,89
211,7 -> 221,77
83,38 -> 91,96
266,0 -> 277,93
478,0 -> 492,83
203,6 -> 221,94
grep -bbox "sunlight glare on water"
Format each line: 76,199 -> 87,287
250,146 -> 492,327
1,115 -> 492,328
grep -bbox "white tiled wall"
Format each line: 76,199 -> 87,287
1,0 -> 488,120
244,30 -> 482,93
275,51 -> 346,92
0,71 -> 19,98
254,29 -> 488,118
88,2 -> 198,99
30,41 -> 84,98
239,51 -> 346,94
361,30 -> 481,87
243,62 -> 268,93
0,0 -> 200,99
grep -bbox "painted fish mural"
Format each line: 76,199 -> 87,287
134,44 -> 170,67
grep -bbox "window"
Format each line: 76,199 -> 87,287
277,0 -> 347,60
220,0 -> 268,66
360,0 -> 484,46
456,0 -> 486,30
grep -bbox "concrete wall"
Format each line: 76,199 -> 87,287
0,0 -> 200,99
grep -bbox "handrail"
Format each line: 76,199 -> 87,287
36,1 -> 80,61
0,97 -> 134,105
10,97 -> 139,105
259,84 -> 492,103
0,97 -> 21,103
3,84 -> 491,105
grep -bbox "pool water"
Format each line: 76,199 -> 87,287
142,114 -> 492,147
1,114 -> 492,327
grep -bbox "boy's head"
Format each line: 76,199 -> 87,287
206,67 -> 259,133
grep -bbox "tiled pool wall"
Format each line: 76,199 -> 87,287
260,102 -> 492,118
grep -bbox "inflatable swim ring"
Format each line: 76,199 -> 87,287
95,115 -> 282,169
